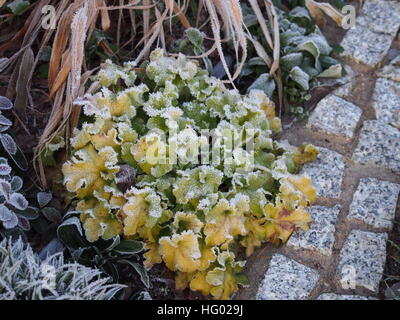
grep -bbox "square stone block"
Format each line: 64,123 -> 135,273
302,147 -> 345,198
347,178 -> 400,230
360,0 -> 400,37
257,254 -> 319,300
336,230 -> 388,293
307,95 -> 362,139
316,293 -> 376,300
340,19 -> 393,67
371,78 -> 400,127
287,205 -> 340,256
352,120 -> 400,173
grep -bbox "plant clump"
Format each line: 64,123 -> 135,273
0,237 -> 125,300
62,49 -> 318,299
241,4 -> 345,116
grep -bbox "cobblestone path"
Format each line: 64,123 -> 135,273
238,0 -> 400,300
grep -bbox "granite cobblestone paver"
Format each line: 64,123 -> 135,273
340,0 -> 400,67
306,95 -> 362,139
257,254 -> 319,300
347,178 -> 400,230
302,147 -> 345,198
360,0 -> 400,37
287,205 -> 340,256
316,293 -> 376,300
340,19 -> 394,67
336,230 -> 388,293
352,120 -> 400,173
371,77 -> 400,127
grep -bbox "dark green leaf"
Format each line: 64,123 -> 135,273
281,52 -> 303,70
114,239 -> 144,255
16,206 -> 39,220
42,207 -> 62,223
119,259 -> 149,288
289,66 -> 310,90
247,73 -> 276,98
57,217 -> 88,250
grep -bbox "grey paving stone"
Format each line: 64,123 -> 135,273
347,178 -> 400,230
378,55 -> 400,82
352,120 -> 400,173
360,0 -> 400,37
340,19 -> 393,67
257,254 -> 319,300
316,293 -> 376,300
287,205 -> 340,256
302,147 -> 345,198
371,78 -> 400,127
336,230 -> 388,293
307,95 -> 362,139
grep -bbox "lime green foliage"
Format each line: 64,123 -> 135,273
63,49 -> 318,299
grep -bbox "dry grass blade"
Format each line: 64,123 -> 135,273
49,52 -> 71,98
70,5 -> 88,99
264,0 -> 280,75
246,35 -> 272,68
204,0 -> 249,84
143,0 -> 150,46
99,0 -> 111,31
134,8 -> 169,65
227,0 -> 247,80
164,0 -> 191,29
155,7 -> 166,50
204,0 -> 232,84
248,0 -> 273,50
14,47 -> 34,117
48,4 -> 75,90
305,0 -> 345,28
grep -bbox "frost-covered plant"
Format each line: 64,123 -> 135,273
0,156 -> 37,233
57,215 -> 149,288
62,49 -> 318,299
0,96 -> 28,170
0,237 -> 125,300
241,4 -> 344,113
0,96 -> 36,237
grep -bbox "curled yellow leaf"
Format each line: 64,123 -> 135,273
158,231 -> 201,273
